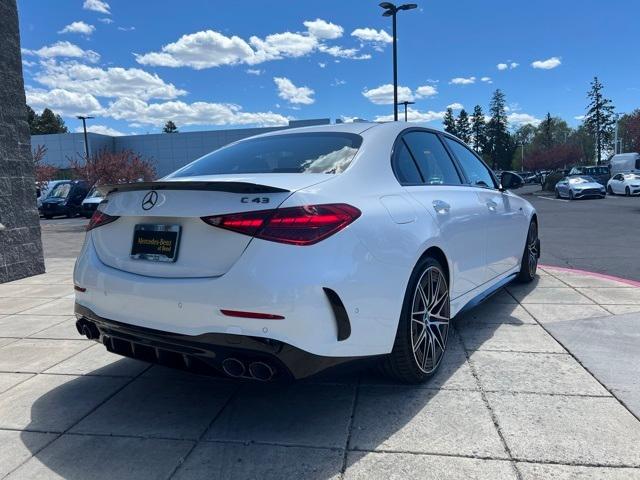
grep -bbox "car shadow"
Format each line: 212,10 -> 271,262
20,291 -> 527,480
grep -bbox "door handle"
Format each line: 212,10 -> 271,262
432,200 -> 450,215
486,200 -> 498,211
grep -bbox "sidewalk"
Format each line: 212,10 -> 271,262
0,258 -> 639,479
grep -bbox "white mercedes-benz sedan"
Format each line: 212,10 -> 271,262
73,122 -> 539,383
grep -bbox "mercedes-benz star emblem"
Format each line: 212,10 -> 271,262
142,190 -> 158,210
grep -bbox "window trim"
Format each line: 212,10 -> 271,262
390,127 -> 464,187
440,134 -> 499,190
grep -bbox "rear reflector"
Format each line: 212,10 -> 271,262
87,210 -> 119,231
202,204 -> 361,246
220,309 -> 285,320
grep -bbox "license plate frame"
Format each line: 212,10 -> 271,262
130,224 -> 181,263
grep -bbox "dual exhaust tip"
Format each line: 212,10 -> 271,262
221,358 -> 275,381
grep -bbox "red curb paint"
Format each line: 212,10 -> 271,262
539,264 -> 640,288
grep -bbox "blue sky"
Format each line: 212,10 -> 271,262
18,0 -> 640,136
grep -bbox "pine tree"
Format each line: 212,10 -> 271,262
33,108 -> 68,134
442,108 -> 457,136
470,105 -> 487,154
163,121 -> 178,133
26,105 -> 37,134
584,76 -> 615,164
541,112 -> 554,150
485,89 -> 513,169
455,109 -> 472,144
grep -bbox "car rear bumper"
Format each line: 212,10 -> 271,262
74,303 -> 372,380
74,230 -> 407,359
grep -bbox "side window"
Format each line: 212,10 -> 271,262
393,140 -> 423,184
403,132 -> 461,185
444,137 -> 496,189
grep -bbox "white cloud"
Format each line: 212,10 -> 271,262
273,77 -> 315,105
497,62 -> 518,70
22,41 -> 100,62
508,113 -> 541,126
318,44 -> 370,60
135,30 -> 256,69
510,62 -> 519,69
246,68 -> 263,75
98,17 -> 113,24
532,56 -> 561,69
362,84 -> 413,104
318,62 -> 326,68
26,88 -> 102,116
376,108 -> 445,123
83,0 -> 110,14
351,28 -> 392,44
34,60 -> 186,101
481,76 -> 493,83
107,97 -> 289,128
303,19 -> 343,40
135,20 -> 374,69
75,124 -> 126,136
574,115 -> 585,121
331,78 -> 346,86
117,26 -> 135,32
58,21 -> 95,35
449,76 -> 476,85
415,84 -> 438,98
497,63 -> 508,71
447,102 -> 464,110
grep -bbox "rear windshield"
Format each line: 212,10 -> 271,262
169,132 -> 363,178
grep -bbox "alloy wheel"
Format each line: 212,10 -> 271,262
410,266 -> 449,374
527,222 -> 539,276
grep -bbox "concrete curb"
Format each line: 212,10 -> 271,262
540,264 -> 640,288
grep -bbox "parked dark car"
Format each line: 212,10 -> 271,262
40,180 -> 89,219
569,165 -> 610,186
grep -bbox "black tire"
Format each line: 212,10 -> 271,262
380,256 -> 450,384
607,185 -> 614,195
517,220 -> 539,283
43,215 -> 53,220
555,189 -> 561,199
569,190 -> 574,200
626,187 -> 631,197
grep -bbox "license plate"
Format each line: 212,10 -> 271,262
130,224 -> 181,262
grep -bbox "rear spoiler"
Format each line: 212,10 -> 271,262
97,181 -> 290,196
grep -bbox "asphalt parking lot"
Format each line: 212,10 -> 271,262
522,185 -> 640,282
0,201 -> 637,479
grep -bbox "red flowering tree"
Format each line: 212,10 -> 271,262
69,149 -> 156,186
32,144 -> 58,184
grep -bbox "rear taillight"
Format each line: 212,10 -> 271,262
87,210 -> 119,231
202,204 -> 361,246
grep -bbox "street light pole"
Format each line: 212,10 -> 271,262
380,2 -> 417,122
397,100 -> 415,121
76,115 -> 94,159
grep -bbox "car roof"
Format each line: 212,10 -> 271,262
253,121 -> 448,138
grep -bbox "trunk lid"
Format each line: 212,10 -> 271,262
91,174 -> 332,278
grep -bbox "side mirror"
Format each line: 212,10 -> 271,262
500,171 -> 524,190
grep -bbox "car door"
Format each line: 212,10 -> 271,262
613,174 -> 624,193
396,130 -> 487,299
443,137 -> 527,282
557,178 -> 569,197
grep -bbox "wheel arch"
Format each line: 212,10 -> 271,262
416,245 -> 450,285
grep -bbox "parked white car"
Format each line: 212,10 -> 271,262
73,123 -> 538,383
555,176 -> 606,199
80,187 -> 105,218
607,173 -> 640,196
